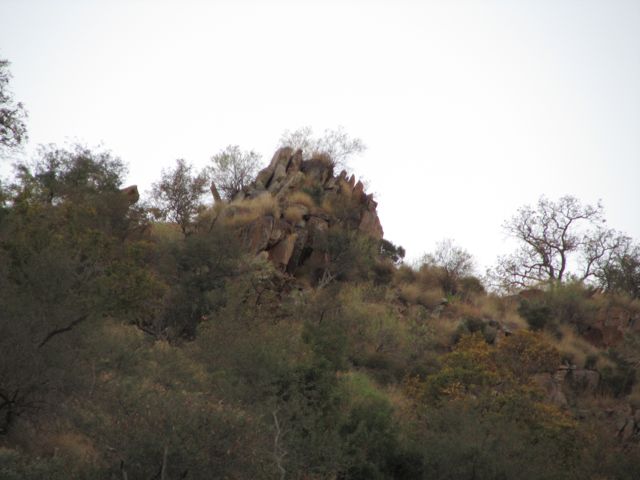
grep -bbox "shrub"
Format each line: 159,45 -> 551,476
598,351 -> 636,397
518,298 -> 553,331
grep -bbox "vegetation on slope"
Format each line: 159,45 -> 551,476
1,142 -> 639,480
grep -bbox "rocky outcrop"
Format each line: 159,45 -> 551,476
218,148 -> 384,275
120,185 -> 139,204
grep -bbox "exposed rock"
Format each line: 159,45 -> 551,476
269,162 -> 289,192
221,148 -> 385,275
255,147 -> 294,190
241,216 -> 274,253
268,233 -> 298,267
568,368 -> 600,393
353,180 -> 365,203
532,372 -> 567,407
347,174 -> 355,188
286,229 -> 309,273
288,149 -> 303,173
210,182 -> 222,203
359,210 -> 384,239
120,185 -> 139,204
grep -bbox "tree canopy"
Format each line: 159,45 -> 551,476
0,59 -> 27,154
489,195 -> 630,292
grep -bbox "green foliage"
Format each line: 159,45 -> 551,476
157,226 -> 243,338
380,238 -> 405,265
518,282 -> 598,333
0,448 -> 84,480
599,241 -> 640,299
209,145 -> 262,200
518,298 -> 553,330
150,158 -> 209,236
0,59 -> 28,152
13,144 -> 126,203
598,351 -> 636,397
1,137 -> 638,478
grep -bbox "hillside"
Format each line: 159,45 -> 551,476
1,145 -> 640,480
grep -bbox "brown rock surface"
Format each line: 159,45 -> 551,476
268,233 -> 298,267
220,148 -> 386,275
120,185 -> 139,204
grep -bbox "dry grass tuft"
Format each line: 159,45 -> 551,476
288,191 -> 316,209
222,194 -> 280,227
399,284 -> 445,309
284,205 -> 306,223
548,325 -> 608,368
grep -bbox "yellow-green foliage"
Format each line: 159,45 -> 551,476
150,221 -> 182,242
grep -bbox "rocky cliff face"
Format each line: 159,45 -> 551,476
214,147 -> 384,275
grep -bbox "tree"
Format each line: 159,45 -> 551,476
279,126 -> 365,169
421,239 -> 475,278
489,196 -> 626,291
209,145 -> 261,200
13,144 -> 126,204
0,146 -> 151,434
595,238 -> 640,298
419,238 -> 476,295
0,59 -> 28,154
151,159 -> 209,236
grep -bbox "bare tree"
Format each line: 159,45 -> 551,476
151,159 -> 209,236
489,196 -> 625,291
421,238 -> 475,278
279,126 -> 365,169
420,238 -> 476,295
209,145 -> 261,200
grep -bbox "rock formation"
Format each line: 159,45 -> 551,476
214,148 -> 384,275
120,185 -> 140,204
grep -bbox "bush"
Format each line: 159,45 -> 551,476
518,298 -> 553,331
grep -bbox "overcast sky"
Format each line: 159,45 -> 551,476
2,0 -> 639,271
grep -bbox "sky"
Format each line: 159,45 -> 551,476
1,0 -> 639,271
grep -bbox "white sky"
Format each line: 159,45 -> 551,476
1,0 -> 639,271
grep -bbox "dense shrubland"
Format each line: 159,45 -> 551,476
1,143 -> 639,479
2,60 -> 640,479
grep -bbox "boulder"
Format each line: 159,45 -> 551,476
359,210 -> 384,239
286,229 -> 310,273
347,174 -> 355,188
241,216 -> 274,253
223,148 -> 386,276
120,185 -> 139,204
353,180 -> 365,203
532,372 -> 567,407
268,162 -> 288,192
569,368 -> 600,393
254,147 -> 293,190
210,182 -> 222,202
288,149 -> 303,173
268,233 -> 298,268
